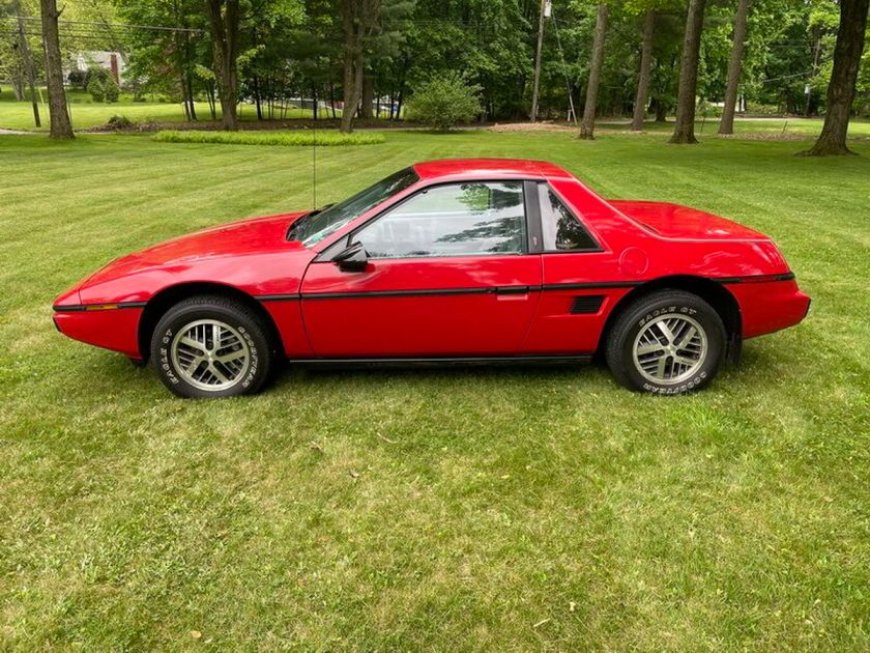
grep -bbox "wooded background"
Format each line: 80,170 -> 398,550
1,0 -> 868,152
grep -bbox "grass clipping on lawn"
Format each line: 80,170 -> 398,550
153,129 -> 386,146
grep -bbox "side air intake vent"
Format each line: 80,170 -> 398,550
570,295 -> 605,315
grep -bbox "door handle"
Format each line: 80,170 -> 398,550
494,286 -> 530,301
494,286 -> 531,295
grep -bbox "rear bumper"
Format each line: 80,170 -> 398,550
727,279 -> 811,339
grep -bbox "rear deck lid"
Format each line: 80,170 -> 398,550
609,200 -> 768,240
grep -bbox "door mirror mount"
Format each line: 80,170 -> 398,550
333,241 -> 369,272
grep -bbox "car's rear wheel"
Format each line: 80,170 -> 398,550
605,290 -> 725,395
150,295 -> 273,398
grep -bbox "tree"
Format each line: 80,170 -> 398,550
631,9 -> 655,131
39,0 -> 73,138
205,0 -> 242,130
13,0 -> 40,127
339,0 -> 381,132
580,4 -> 608,139
670,0 -> 707,143
802,0 -> 870,155
718,0 -> 751,135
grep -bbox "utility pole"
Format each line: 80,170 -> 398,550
530,0 -> 551,121
14,0 -> 41,128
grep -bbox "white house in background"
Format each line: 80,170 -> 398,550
73,51 -> 126,85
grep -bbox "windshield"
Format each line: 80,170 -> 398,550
289,167 -> 419,246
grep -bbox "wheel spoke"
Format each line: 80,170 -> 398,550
185,356 -> 205,374
180,335 -> 207,353
636,342 -> 665,357
207,362 -> 230,383
217,351 -> 245,365
673,354 -> 699,367
655,356 -> 668,378
656,321 -> 675,344
675,325 -> 697,349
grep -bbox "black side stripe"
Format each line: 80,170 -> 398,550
256,282 -> 641,303
714,272 -> 795,284
53,301 -> 147,313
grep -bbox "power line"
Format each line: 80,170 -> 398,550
7,16 -> 204,34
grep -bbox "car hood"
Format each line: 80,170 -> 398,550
84,211 -> 307,286
609,201 -> 769,240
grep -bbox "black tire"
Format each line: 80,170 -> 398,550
605,290 -> 726,395
150,295 -> 274,398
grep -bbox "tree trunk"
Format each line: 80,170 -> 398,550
180,73 -> 191,120
631,10 -> 655,132
254,75 -> 263,120
340,1 -> 360,133
39,0 -> 73,138
803,0 -> 868,156
669,0 -> 707,144
11,70 -> 25,101
804,33 -> 822,117
580,4 -> 608,140
395,82 -> 405,121
654,98 -> 667,122
186,73 -> 197,120
530,0 -> 546,121
330,81 -> 337,118
15,1 -> 41,127
206,0 -> 241,131
207,84 -> 217,120
718,0 -> 750,135
360,71 -> 374,119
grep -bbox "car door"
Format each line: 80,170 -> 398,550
299,179 -> 542,357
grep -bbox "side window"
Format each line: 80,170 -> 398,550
539,183 -> 599,252
354,181 -> 527,259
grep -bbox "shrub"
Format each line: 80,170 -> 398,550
85,67 -> 119,103
106,115 -> 134,130
87,76 -> 105,103
152,130 -> 386,147
68,70 -> 89,89
406,73 -> 482,130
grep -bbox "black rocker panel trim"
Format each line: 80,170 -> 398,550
287,354 -> 593,366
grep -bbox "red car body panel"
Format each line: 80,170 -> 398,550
53,158 -> 810,364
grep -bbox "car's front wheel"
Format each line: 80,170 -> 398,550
605,290 -> 726,395
150,295 -> 273,398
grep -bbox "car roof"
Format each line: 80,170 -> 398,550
412,158 -> 575,181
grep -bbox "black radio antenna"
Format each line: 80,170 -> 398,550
312,101 -> 317,209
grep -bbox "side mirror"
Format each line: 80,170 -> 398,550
333,241 -> 368,272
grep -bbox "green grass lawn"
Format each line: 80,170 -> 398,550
598,116 -> 870,137
1,130 -> 868,652
0,97 -> 311,130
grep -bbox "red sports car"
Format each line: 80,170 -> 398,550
53,159 -> 810,398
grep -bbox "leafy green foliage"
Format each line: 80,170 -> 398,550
152,129 -> 386,146
406,73 -> 482,130
106,114 -> 133,129
85,67 -> 119,103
